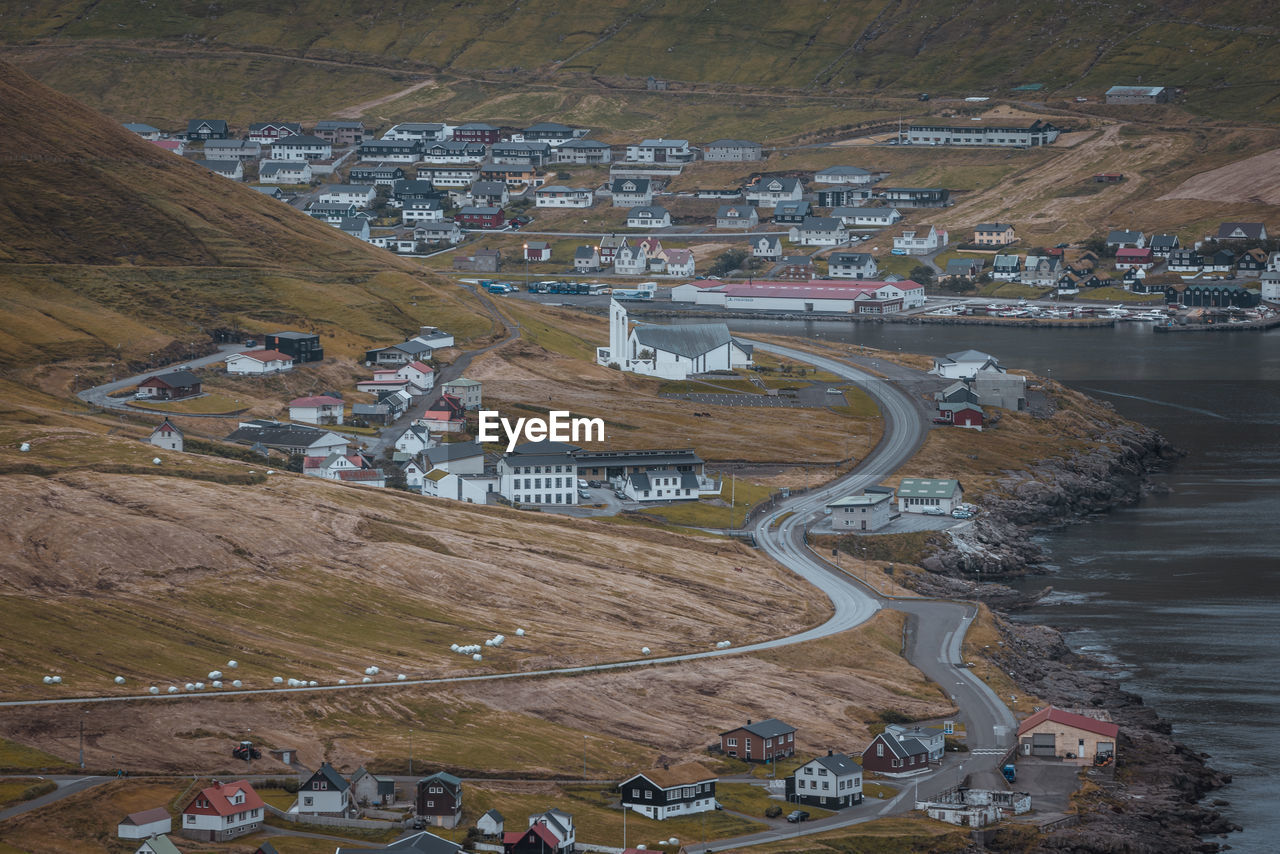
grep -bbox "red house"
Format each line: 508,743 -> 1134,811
457,206 -> 506,229
136,370 -> 202,401
718,718 -> 796,762
524,240 -> 552,262
861,730 -> 931,775
504,823 -> 563,854
453,122 -> 501,145
935,402 -> 984,430
1115,247 -> 1155,269
180,779 -> 265,841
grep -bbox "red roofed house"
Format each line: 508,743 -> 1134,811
148,418 -> 184,452
1115,247 -> 1155,269
1017,706 -> 1118,765
504,823 -> 562,854
397,360 -> 436,394
180,779 -> 265,841
289,395 -> 344,425
225,349 -> 295,375
420,393 -> 466,432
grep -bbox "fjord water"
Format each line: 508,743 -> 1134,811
717,319 -> 1280,848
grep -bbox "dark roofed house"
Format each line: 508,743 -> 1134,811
861,728 -> 931,775
136,370 -> 201,401
719,718 -> 797,762
619,763 -> 718,821
266,330 -> 324,363
416,771 -> 463,829
785,752 -> 863,809
336,830 -> 460,854
1216,222 -> 1268,242
187,119 -> 229,139
298,762 -> 352,815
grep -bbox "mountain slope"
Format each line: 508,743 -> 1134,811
0,61 -> 492,365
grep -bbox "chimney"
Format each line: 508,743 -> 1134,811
746,719 -> 752,725
663,763 -> 669,771
827,749 -> 833,756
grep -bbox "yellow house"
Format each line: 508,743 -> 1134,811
1017,706 -> 1118,766
972,222 -> 1017,246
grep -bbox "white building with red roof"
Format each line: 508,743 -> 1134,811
1017,706 -> 1118,765
289,395 -> 345,425
699,279 -> 924,314
225,349 -> 295,375
117,806 -> 172,839
180,779 -> 265,841
396,360 -> 436,394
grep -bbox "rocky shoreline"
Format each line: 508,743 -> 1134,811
905,412 -> 1238,851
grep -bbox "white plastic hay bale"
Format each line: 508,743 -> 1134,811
168,686 -> 179,694
208,670 -> 223,680
397,674 -> 407,681
450,643 -> 459,652
272,676 -> 284,684
152,457 -> 162,465
42,676 -> 52,684
668,838 -> 678,846
149,686 -> 160,695
365,665 -> 380,675
231,680 -> 242,688
194,682 -> 205,690
51,676 -> 62,684
266,470 -> 275,475
308,680 -> 318,687
185,682 -> 196,691
641,647 -> 651,655
338,679 -> 347,685
20,442 -> 30,452
114,676 -> 126,684
362,676 -> 372,683
516,628 -> 525,636
211,680 -> 223,689
227,660 -> 238,668
472,653 -> 482,661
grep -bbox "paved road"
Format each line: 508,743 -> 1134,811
0,775 -> 110,822
76,343 -> 251,412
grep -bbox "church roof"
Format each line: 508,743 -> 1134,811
633,323 -> 735,359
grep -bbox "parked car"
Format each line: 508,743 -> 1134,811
923,507 -> 946,516
578,490 -> 591,500
951,510 -> 973,519
787,810 -> 810,823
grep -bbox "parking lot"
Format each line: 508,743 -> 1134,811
809,511 -> 969,536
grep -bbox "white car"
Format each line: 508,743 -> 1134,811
922,507 -> 946,516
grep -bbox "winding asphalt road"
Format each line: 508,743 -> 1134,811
17,337 -> 1014,848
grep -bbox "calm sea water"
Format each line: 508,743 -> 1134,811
704,318 -> 1280,850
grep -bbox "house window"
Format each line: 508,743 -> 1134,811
804,767 -> 813,775
632,788 -> 640,798
427,800 -> 434,807
817,768 -> 827,776
186,815 -> 196,824
822,782 -> 830,791
303,797 -> 313,806
876,743 -> 884,757
727,738 -> 737,747
644,791 -> 652,800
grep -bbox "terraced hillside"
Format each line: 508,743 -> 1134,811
4,0 -> 1280,123
0,61 -> 491,365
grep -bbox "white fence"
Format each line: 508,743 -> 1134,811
264,803 -> 407,830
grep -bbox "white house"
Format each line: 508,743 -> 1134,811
396,360 -> 436,394
118,807 -> 172,840
289,395 -> 345,425
790,752 -> 863,809
535,185 -> 594,208
225,349 -> 294,375
825,491 -> 892,531
477,809 -> 505,837
827,252 -> 878,279
197,159 -> 243,180
297,762 -> 352,815
597,299 -> 753,380
441,377 -> 482,409
618,763 -> 718,821
555,139 -> 613,164
611,178 -> 653,208
896,478 -> 963,514
789,216 -> 849,246
395,425 -> 436,455
745,176 -> 803,206
613,241 -> 648,275
893,224 -> 947,255
425,441 -> 485,474
148,419 -> 184,453
627,205 -> 672,229
123,122 -> 162,141
830,206 -> 902,227
716,204 -> 759,229
661,248 -> 695,278
671,282 -> 725,302
885,724 -> 946,762
623,468 -> 701,502
1260,270 -> 1280,301
383,122 -> 451,142
930,349 -> 1003,379
258,160 -> 312,184
415,221 -> 464,245
421,468 -> 497,503
134,836 -> 181,854
180,780 -> 264,842
992,254 -> 1022,281
752,235 -> 782,260
814,165 -> 877,185
497,441 -> 579,506
402,200 -> 445,223
202,139 -> 262,161
319,184 -> 377,207
270,134 -> 332,161
574,245 -> 601,271
624,139 -> 694,163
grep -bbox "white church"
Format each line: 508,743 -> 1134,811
597,298 -> 754,380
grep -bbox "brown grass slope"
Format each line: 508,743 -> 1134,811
0,61 -> 493,365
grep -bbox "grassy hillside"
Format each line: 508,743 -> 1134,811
4,1 -> 1280,122
0,60 -> 492,364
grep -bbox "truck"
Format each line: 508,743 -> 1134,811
1001,763 -> 1016,783
611,281 -> 659,300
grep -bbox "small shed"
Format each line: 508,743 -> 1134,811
477,808 -> 505,837
148,419 -> 184,452
118,807 -> 172,840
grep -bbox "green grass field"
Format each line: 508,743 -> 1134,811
0,737 -> 73,772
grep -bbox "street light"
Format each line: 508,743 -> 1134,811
523,242 -> 530,290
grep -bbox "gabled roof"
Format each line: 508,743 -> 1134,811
150,418 -> 183,437
623,762 -> 717,790
140,370 -> 199,388
868,731 -> 928,760
974,222 -> 1014,232
943,349 -> 995,363
426,441 -> 483,464
139,836 -> 181,854
505,824 -> 559,849
482,808 -> 505,821
229,349 -> 293,363
574,245 -> 599,259
829,252 -> 872,265
806,752 -> 859,776
896,478 -> 961,498
121,806 -> 171,826
290,395 -> 343,407
187,118 -> 228,133
184,780 -> 265,817
1216,222 -> 1266,240
273,134 -> 330,147
611,178 -> 651,193
633,323 -> 734,360
816,165 -> 870,176
705,138 -> 761,148
338,830 -> 461,854
1107,229 -> 1143,242
1017,706 -> 1119,739
418,771 -> 462,792
307,761 -> 351,792
721,717 -> 796,738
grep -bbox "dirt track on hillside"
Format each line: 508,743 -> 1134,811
1158,148 -> 1280,205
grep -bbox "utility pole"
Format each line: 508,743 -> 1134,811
78,718 -> 84,769
583,735 -> 588,780
410,727 -> 414,776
